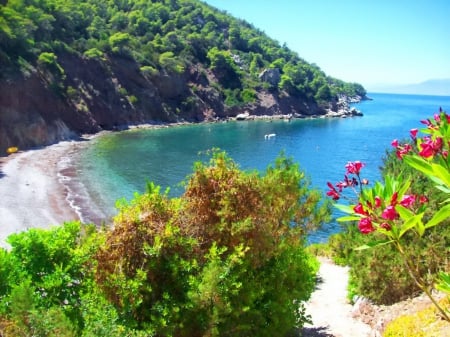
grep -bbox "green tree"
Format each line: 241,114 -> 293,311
207,47 -> 241,89
108,32 -> 132,55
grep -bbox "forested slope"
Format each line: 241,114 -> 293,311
0,0 -> 367,151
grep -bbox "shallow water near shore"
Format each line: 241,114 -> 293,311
72,93 -> 450,243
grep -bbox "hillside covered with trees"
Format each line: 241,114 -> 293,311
0,0 -> 367,151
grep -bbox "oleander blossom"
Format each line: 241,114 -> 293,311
326,182 -> 340,200
358,217 -> 375,234
382,205 -> 398,221
400,194 -> 416,208
380,222 -> 392,231
418,136 -> 443,158
345,161 -> 365,175
354,202 -> 367,215
392,141 -> 413,159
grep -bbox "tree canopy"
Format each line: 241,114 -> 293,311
0,0 -> 366,107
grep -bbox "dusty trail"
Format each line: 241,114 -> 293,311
302,257 -> 372,337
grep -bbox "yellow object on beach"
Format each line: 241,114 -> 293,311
6,147 -> 18,155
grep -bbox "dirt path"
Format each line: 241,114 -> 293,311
302,257 -> 373,337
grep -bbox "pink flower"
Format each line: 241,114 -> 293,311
410,129 -> 418,139
419,142 -> 434,158
375,196 -> 382,208
358,217 -> 375,234
354,203 -> 367,215
390,192 -> 398,206
382,205 -> 398,220
345,161 -> 365,175
395,143 -> 413,159
400,194 -> 416,208
391,139 -> 399,147
380,222 -> 392,231
418,137 -> 442,158
419,195 -> 428,204
326,182 -> 340,200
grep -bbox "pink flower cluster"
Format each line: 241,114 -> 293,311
352,192 -> 428,234
391,110 -> 450,160
326,161 -> 367,201
327,161 -> 429,235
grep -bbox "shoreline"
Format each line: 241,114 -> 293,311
0,109 -> 365,248
0,141 -> 83,248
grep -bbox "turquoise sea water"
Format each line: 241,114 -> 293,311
73,93 -> 450,243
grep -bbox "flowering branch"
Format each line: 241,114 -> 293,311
327,109 -> 450,322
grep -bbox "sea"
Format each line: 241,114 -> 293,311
67,93 -> 450,243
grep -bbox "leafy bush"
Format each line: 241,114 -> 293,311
94,151 -> 329,336
159,51 -> 185,74
83,48 -> 104,60
240,88 -> 257,104
0,222 -> 100,334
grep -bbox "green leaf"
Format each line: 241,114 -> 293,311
416,221 -> 425,237
334,203 -> 355,214
436,185 -> 450,194
399,212 -> 424,239
436,272 -> 450,294
354,239 -> 394,250
404,156 -> 434,176
396,205 -> 414,220
424,203 -> 450,229
397,178 -> 412,198
337,215 -> 361,222
432,163 -> 450,188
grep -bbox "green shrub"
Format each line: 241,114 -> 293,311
240,88 -> 257,104
0,222 -> 100,333
95,151 -> 329,336
83,48 -> 104,60
159,51 -> 185,74
140,65 -> 158,76
37,52 -> 65,77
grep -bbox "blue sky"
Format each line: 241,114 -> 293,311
202,0 -> 450,90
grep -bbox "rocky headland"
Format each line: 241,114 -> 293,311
0,54 -> 367,154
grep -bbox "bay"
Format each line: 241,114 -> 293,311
74,93 -> 450,243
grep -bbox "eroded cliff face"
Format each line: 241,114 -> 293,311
0,53 -> 329,153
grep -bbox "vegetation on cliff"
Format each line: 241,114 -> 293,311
0,0 -> 366,151
0,151 -> 330,336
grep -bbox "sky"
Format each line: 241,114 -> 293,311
202,0 -> 450,90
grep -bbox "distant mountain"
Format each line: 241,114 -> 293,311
369,79 -> 450,96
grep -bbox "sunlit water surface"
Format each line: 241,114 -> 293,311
72,93 -> 450,243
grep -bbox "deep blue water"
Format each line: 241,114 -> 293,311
74,93 -> 450,243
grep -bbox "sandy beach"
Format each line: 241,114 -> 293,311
0,141 -> 84,248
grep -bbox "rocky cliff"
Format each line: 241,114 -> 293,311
0,53 -> 360,153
